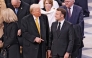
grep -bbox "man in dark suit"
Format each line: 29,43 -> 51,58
75,0 -> 90,17
48,8 -> 74,58
21,4 -> 49,58
7,0 -> 30,46
60,0 -> 84,58
22,0 -> 39,5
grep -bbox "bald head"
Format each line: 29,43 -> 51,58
11,0 -> 21,8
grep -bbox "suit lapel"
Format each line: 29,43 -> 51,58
39,16 -> 45,38
65,5 -> 77,21
17,6 -> 23,16
64,6 -> 69,21
17,2 -> 24,16
58,21 -> 66,38
29,15 -> 40,36
70,5 -> 77,21
54,21 -> 58,39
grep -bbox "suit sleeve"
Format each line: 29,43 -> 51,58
42,14 -> 50,50
78,8 -> 84,37
48,23 -> 53,50
67,24 -> 74,54
3,23 -> 18,48
21,17 -> 36,43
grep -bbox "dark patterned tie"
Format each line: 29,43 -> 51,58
57,22 -> 61,36
68,8 -> 71,18
15,8 -> 18,14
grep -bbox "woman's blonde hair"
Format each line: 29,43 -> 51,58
0,0 -> 6,25
1,8 -> 18,23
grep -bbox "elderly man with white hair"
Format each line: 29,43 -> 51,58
21,4 -> 50,58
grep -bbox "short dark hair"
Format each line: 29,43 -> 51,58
56,8 -> 66,18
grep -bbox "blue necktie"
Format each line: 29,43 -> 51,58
15,8 -> 18,14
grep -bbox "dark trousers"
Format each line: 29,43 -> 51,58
77,48 -> 82,58
52,54 -> 63,58
71,56 -> 77,58
37,43 -> 42,58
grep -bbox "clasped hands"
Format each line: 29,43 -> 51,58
34,37 -> 44,44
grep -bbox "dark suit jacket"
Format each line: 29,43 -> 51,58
49,20 -> 74,56
2,22 -> 20,58
22,0 -> 39,5
7,1 -> 30,29
75,0 -> 89,17
3,22 -> 19,48
60,5 -> 84,57
21,14 -> 49,58
71,24 -> 84,58
60,5 -> 84,33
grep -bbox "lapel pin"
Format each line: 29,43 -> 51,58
21,7 -> 22,9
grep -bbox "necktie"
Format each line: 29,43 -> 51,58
15,8 -> 18,14
68,8 -> 71,18
35,17 -> 40,35
57,22 -> 61,36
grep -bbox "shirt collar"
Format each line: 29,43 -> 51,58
67,4 -> 74,9
33,15 -> 39,20
58,19 -> 65,24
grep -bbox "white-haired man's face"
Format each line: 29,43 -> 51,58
64,0 -> 74,8
32,7 -> 41,17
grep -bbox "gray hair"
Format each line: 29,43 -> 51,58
64,0 -> 75,2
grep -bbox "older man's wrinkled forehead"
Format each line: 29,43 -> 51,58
11,0 -> 20,5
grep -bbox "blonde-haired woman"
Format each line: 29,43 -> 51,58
0,0 -> 6,51
1,8 -> 20,58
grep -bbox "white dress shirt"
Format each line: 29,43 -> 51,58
57,19 -> 65,30
67,5 -> 74,16
33,15 -> 40,27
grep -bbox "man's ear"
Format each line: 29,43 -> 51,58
61,14 -> 64,18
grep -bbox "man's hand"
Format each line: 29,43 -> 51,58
17,29 -> 21,36
47,50 -> 52,58
64,52 -> 70,58
34,37 -> 44,44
